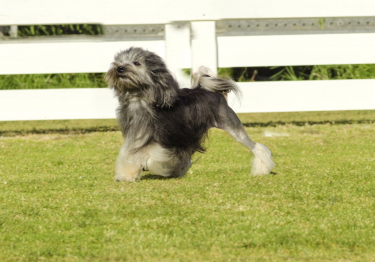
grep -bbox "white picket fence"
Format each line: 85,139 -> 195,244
1,0 -> 375,121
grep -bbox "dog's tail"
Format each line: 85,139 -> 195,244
192,66 -> 241,99
251,143 -> 275,175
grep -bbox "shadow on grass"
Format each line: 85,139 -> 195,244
242,119 -> 374,127
1,119 -> 374,137
0,126 -> 119,137
241,242 -> 267,249
141,174 -> 169,181
141,173 -> 184,181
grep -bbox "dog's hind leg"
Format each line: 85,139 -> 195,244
217,103 -> 275,175
115,143 -> 142,182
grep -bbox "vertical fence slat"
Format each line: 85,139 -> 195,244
191,21 -> 217,75
165,23 -> 191,87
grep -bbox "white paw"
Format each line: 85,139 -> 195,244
115,173 -> 140,182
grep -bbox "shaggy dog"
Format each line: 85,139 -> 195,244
105,47 -> 275,182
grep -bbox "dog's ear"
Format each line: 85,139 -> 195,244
144,56 -> 179,108
146,71 -> 178,108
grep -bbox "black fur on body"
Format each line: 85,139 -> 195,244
154,88 -> 224,156
116,88 -> 224,158
105,47 -> 275,181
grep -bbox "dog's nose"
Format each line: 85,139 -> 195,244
117,66 -> 125,73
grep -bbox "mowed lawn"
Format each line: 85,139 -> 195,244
1,112 -> 375,261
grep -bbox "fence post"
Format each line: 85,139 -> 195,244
10,25 -> 18,38
191,21 -> 217,76
165,23 -> 191,88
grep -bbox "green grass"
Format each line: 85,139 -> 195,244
0,73 -> 106,90
217,64 -> 375,82
270,64 -> 375,81
3,64 -> 375,90
1,114 -> 375,261
4,63 -> 375,90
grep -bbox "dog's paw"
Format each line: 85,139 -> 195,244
114,174 -> 140,182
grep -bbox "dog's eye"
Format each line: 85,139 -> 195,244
133,61 -> 141,66
203,74 -> 211,77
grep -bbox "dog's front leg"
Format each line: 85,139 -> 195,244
115,144 -> 142,182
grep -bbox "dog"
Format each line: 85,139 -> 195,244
105,47 -> 275,182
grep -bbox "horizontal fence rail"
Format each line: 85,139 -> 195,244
3,33 -> 375,74
217,33 -> 375,67
229,80 -> 375,113
0,41 -> 165,75
1,79 -> 375,121
0,89 -> 118,121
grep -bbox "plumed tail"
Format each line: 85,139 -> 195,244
251,143 -> 275,175
192,66 -> 241,99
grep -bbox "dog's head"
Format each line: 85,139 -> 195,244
105,47 -> 178,108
